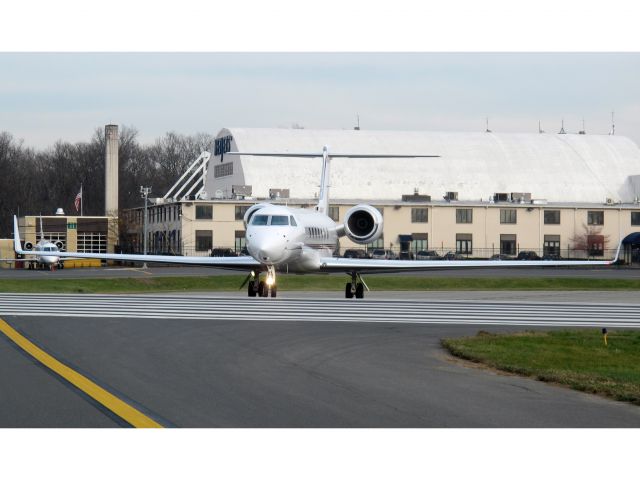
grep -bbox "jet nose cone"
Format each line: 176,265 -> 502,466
258,247 -> 282,263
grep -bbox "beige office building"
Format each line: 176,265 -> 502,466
122,128 -> 640,264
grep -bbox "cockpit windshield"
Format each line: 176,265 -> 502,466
270,215 -> 289,226
251,215 -> 269,226
44,246 -> 58,252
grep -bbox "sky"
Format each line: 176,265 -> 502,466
1,52 -> 639,149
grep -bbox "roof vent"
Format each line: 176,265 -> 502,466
444,191 -> 458,202
493,193 -> 509,202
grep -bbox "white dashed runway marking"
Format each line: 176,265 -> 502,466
1,293 -> 640,328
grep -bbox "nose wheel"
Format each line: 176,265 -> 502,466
345,271 -> 366,299
247,267 -> 278,298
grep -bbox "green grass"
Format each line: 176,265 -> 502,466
442,330 -> 640,404
0,275 -> 639,294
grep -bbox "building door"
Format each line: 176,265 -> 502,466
500,234 -> 516,255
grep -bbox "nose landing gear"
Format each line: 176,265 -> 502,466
247,266 -> 278,298
345,271 -> 367,299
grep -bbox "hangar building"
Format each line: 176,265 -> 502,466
122,128 -> 640,263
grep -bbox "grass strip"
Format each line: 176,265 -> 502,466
442,330 -> 640,405
0,275 -> 640,294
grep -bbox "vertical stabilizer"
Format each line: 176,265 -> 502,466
316,146 -> 331,214
39,215 -> 44,243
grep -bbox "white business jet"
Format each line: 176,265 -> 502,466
13,146 -> 620,297
10,216 -> 64,271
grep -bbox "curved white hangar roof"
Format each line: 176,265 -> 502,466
203,128 -> 640,203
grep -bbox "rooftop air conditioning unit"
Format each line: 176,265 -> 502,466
269,188 -> 290,199
232,185 -> 252,198
444,191 -> 458,201
605,198 -> 614,205
494,193 -> 509,202
511,192 -> 532,203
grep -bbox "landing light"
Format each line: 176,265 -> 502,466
266,276 -> 275,286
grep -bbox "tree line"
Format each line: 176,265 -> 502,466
0,127 -> 214,237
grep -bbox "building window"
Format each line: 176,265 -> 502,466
412,233 -> 428,251
587,211 -> 604,226
632,212 -> 640,226
500,209 -> 517,224
411,208 -> 428,223
456,208 -> 473,224
328,206 -> 339,221
500,234 -> 516,255
544,210 -> 561,225
235,205 -> 249,221
214,162 -> 233,178
587,234 -> 604,256
544,235 -> 560,257
235,230 -> 246,253
367,237 -> 384,251
195,230 -> 213,252
456,233 -> 472,254
195,205 -> 213,220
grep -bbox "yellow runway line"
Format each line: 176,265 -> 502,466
0,317 -> 163,428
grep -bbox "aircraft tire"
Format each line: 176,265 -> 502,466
270,285 -> 277,298
345,283 -> 354,299
355,283 -> 364,298
248,280 -> 256,297
258,281 -> 267,297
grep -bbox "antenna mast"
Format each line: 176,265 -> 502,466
559,118 -> 566,134
610,110 -> 615,135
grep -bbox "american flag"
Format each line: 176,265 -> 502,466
74,185 -> 82,212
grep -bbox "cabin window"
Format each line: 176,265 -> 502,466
270,215 -> 289,226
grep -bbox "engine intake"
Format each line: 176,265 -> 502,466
342,204 -> 383,244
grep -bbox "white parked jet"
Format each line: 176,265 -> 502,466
10,216 -> 64,271
13,146 -> 620,297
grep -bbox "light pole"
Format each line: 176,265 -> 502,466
140,186 -> 151,267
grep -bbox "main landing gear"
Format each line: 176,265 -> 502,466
247,266 -> 278,298
345,271 -> 367,299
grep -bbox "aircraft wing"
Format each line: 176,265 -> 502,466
226,152 -> 440,158
318,257 -> 616,273
12,216 -> 260,270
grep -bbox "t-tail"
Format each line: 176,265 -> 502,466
316,146 -> 331,215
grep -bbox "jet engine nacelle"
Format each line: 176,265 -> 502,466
342,204 -> 384,244
243,203 -> 274,228
24,242 -> 33,250
55,241 -> 64,250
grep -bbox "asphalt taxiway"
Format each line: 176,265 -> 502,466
1,292 -> 640,427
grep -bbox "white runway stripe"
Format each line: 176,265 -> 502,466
1,293 -> 640,328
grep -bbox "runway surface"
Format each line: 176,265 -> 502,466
2,292 -> 640,427
1,293 -> 640,328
